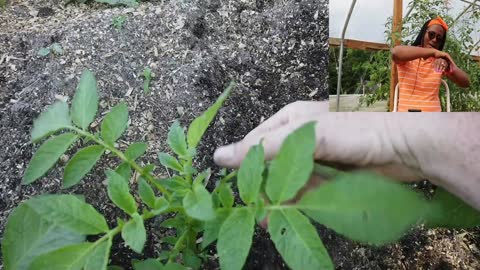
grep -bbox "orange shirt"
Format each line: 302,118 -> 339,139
396,57 -> 444,112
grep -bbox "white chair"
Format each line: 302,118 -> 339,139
393,79 -> 451,112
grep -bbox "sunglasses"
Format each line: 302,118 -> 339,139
427,30 -> 444,42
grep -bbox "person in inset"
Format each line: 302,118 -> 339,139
214,101 -> 480,211
391,16 -> 470,112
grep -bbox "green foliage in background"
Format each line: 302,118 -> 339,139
330,0 -> 480,111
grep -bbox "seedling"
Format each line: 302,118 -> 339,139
142,67 -> 152,94
37,43 -> 64,57
2,70 -> 479,270
112,15 -> 127,31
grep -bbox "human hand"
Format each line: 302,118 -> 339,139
432,50 -> 457,69
214,101 -> 422,181
433,58 -> 449,73
214,102 -> 480,211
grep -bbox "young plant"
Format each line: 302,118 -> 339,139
2,69 -> 480,270
142,67 -> 152,94
37,43 -> 64,57
112,15 -> 127,31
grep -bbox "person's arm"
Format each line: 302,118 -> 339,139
391,45 -> 436,64
214,101 -> 480,211
445,62 -> 470,88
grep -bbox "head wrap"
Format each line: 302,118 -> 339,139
428,16 -> 449,31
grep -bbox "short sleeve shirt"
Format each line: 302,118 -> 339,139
396,57 -> 444,112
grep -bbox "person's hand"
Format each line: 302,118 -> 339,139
432,50 -> 457,69
214,101 -> 480,211
433,58 -> 449,73
214,101 -> 422,181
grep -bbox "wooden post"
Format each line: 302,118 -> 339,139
389,0 -> 403,111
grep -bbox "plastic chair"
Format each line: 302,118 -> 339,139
393,79 -> 451,112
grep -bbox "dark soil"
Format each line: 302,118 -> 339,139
0,0 -> 479,270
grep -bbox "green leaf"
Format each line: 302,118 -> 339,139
158,152 -> 183,172
183,183 -> 215,221
201,208 -> 231,250
266,122 -> 316,204
152,197 -> 169,215
24,133 -> 77,184
115,162 -> 131,182
160,216 -> 185,229
157,251 -> 170,261
193,168 -> 211,186
125,142 -> 148,160
25,195 -> 109,235
216,183 -> 234,208
183,249 -> 202,270
268,209 -> 333,270
63,145 -> 105,188
167,121 -> 188,157
138,178 -> 156,209
425,188 -> 480,228
107,266 -> 124,270
162,236 -> 178,245
85,238 -> 112,270
142,67 -> 152,94
31,101 -> 71,142
187,81 -> 235,148
101,103 -> 129,145
122,213 -> 146,253
217,208 -> 255,270
133,259 -> 162,270
2,204 -> 84,270
29,242 -> 93,270
298,172 -> 428,245
238,144 -> 264,204
163,263 -> 188,270
183,163 -> 198,175
106,170 -> 137,215
37,47 -> 51,57
51,43 -> 63,55
71,69 -> 98,130
255,197 -> 267,223
160,177 -> 190,192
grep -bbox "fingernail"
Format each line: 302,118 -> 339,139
214,145 -> 234,166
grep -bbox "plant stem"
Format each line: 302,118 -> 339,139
168,226 -> 190,263
68,126 -> 171,197
221,170 -> 237,184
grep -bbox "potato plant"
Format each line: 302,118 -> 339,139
2,70 -> 480,270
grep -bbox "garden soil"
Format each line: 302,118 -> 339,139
0,0 -> 479,269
